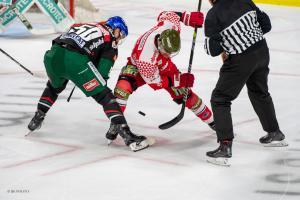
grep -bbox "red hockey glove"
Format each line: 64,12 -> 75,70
179,73 -> 194,88
182,11 -> 204,28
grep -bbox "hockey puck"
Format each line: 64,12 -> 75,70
138,111 -> 146,116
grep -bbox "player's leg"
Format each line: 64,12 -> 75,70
246,45 -> 287,147
207,55 -> 253,165
185,91 -> 215,130
67,58 -> 149,151
92,88 -> 149,151
106,64 -> 147,146
113,64 -> 145,112
166,87 -> 215,130
108,77 -> 133,141
28,81 -> 68,132
28,45 -> 68,132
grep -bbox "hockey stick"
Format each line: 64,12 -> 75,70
0,48 -> 46,78
159,0 -> 202,130
67,86 -> 76,102
0,48 -> 33,75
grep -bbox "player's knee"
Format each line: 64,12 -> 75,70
211,89 -> 237,106
210,95 -> 231,107
46,80 -> 67,94
119,75 -> 138,90
92,87 -> 114,105
114,79 -> 133,100
248,89 -> 271,101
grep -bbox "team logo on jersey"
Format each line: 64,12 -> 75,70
83,78 -> 100,91
60,32 -> 86,48
89,39 -> 104,51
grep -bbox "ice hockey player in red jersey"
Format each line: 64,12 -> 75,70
27,16 -> 150,152
106,11 -> 215,141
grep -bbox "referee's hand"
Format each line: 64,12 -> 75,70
221,52 -> 229,62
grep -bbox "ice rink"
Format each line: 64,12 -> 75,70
1,0 -> 300,200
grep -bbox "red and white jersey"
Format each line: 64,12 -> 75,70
130,11 -> 181,84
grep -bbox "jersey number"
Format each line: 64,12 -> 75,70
70,25 -> 102,41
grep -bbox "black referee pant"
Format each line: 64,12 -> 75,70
211,40 -> 280,141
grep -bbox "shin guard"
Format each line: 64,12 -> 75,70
93,88 -> 127,125
37,81 -> 67,113
186,92 -> 214,124
114,80 -> 133,112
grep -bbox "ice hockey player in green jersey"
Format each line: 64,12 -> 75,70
27,16 -> 150,152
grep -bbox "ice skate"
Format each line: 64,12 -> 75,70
106,123 -> 150,151
206,140 -> 232,166
26,110 -> 45,136
259,130 -> 288,147
105,123 -> 120,145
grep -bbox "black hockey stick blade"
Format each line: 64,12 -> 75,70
159,102 -> 186,130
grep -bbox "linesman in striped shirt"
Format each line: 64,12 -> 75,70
204,0 -> 288,166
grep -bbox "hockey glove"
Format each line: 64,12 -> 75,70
149,73 -> 194,90
182,11 -> 204,28
179,73 -> 194,88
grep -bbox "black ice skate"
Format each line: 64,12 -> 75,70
106,123 -> 120,145
106,123 -> 150,152
259,130 -> 288,147
208,121 -> 216,131
27,110 -> 45,135
206,140 -> 232,166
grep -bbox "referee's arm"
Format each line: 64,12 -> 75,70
255,6 -> 272,34
204,11 -> 223,57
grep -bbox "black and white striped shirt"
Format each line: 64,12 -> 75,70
204,0 -> 271,56
219,10 -> 264,54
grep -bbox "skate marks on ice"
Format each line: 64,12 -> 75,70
255,140 -> 300,198
0,110 -> 32,127
0,83 -> 43,127
0,76 -> 82,128
256,190 -> 300,196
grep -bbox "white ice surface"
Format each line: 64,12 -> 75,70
0,1 -> 300,200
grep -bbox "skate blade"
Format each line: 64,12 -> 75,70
107,139 -> 113,145
25,130 -> 34,137
262,140 -> 289,147
206,156 -> 231,166
129,139 -> 154,152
